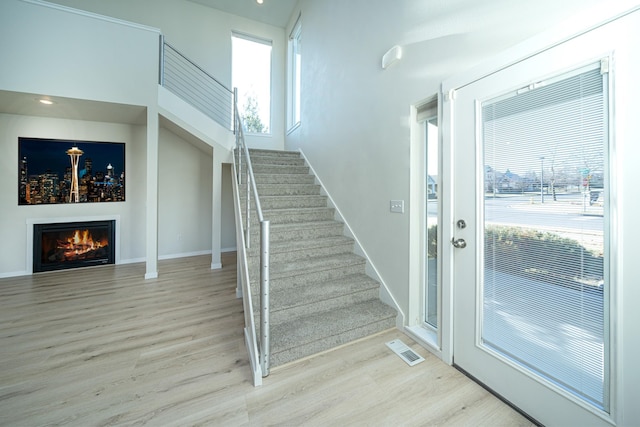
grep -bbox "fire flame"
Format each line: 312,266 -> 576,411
57,229 -> 108,260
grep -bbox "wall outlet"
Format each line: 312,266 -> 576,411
390,200 -> 404,213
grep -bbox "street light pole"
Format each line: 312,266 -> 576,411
540,156 -> 545,204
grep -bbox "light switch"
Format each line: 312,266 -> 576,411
390,200 -> 404,213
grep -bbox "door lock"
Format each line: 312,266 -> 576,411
457,219 -> 467,229
452,238 -> 467,249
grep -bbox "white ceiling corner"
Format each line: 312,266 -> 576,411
186,0 -> 298,28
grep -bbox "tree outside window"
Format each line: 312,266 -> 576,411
232,32 -> 272,134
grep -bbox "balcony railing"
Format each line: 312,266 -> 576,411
159,36 -> 234,130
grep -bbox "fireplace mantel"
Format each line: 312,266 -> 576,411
26,215 -> 120,274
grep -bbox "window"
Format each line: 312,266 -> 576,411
417,96 -> 439,332
287,16 -> 301,130
232,32 -> 272,134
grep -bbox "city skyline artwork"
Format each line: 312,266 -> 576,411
18,137 -> 125,205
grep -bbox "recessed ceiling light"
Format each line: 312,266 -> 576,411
257,0 -> 263,4
38,99 -> 54,105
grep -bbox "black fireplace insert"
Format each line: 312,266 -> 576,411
33,220 -> 115,273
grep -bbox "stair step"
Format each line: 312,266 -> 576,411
254,274 -> 381,324
253,173 -> 316,185
243,195 -> 328,210
269,300 -> 397,367
248,149 -> 301,159
249,220 -> 345,242
251,164 -> 310,175
251,253 -> 367,291
255,183 -> 321,196
246,207 -> 335,225
250,155 -> 306,167
248,235 -> 354,265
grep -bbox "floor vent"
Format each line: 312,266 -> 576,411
386,339 -> 425,366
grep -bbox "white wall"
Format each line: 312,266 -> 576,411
285,0 -> 610,319
158,128 -> 213,258
0,0 -> 159,106
0,114 -> 147,276
47,0 -> 287,151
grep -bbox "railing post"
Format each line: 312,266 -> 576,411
245,169 -> 251,248
233,88 -> 238,135
158,35 -> 165,86
260,220 -> 270,377
236,131 -> 242,185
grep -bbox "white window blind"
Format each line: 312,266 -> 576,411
481,63 -> 608,410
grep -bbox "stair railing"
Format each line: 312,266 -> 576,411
158,34 -> 269,382
233,89 -> 271,379
159,35 -> 234,130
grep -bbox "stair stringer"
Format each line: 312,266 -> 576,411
296,149 -> 405,329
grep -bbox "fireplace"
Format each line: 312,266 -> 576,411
33,220 -> 115,273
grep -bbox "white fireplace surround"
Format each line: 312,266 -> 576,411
26,215 -> 121,274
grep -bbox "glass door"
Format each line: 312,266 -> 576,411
451,57 -> 613,425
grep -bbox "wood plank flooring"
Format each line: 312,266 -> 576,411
0,253 -> 534,426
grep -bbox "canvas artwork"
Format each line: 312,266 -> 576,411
18,137 -> 125,205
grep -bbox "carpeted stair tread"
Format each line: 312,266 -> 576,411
247,236 -> 354,268
249,220 -> 345,241
269,300 -> 397,366
245,194 -> 328,209
254,273 -> 381,323
251,164 -> 310,175
247,149 -> 301,158
249,253 -> 367,293
267,253 -> 366,278
248,235 -> 353,256
253,173 -> 316,185
243,206 -> 335,225
254,183 -> 321,196
250,156 -> 306,167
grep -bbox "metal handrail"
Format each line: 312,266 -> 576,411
231,158 -> 262,384
233,90 -> 271,377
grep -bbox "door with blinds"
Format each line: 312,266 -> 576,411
450,52 -> 614,424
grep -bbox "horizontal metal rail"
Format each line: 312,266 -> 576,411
160,36 -> 234,130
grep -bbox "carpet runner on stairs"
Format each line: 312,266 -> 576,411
240,148 -> 397,368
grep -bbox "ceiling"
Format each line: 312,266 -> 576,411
0,90 -> 147,125
186,0 -> 298,28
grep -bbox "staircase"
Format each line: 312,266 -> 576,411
242,149 -> 397,368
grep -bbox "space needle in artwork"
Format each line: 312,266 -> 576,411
66,146 -> 84,202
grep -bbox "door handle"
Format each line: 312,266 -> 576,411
452,238 -> 467,249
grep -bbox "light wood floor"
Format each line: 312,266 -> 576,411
0,253 -> 534,426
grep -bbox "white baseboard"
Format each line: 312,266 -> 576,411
0,270 -> 29,278
119,257 -> 146,265
158,250 -> 212,260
